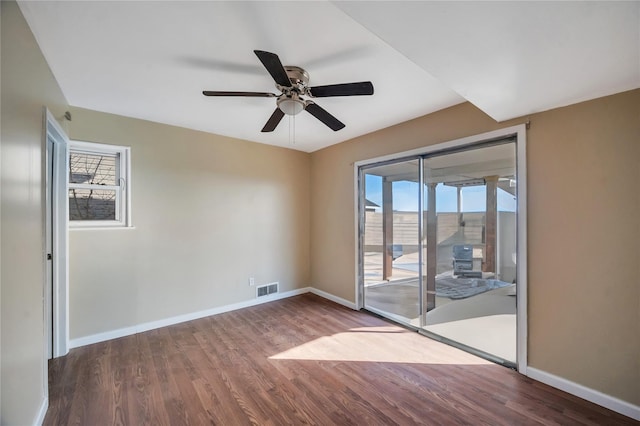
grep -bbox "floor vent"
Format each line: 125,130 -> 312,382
256,282 -> 279,298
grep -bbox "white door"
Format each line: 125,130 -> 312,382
45,135 -> 54,358
44,108 -> 70,358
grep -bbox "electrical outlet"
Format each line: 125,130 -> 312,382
249,277 -> 255,286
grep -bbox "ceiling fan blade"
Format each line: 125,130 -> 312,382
305,102 -> 345,131
254,50 -> 292,88
261,108 -> 285,132
203,91 -> 276,97
309,81 -> 374,97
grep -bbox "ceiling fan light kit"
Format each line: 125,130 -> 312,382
277,93 -> 305,116
203,50 -> 374,133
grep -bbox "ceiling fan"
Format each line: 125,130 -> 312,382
203,50 -> 374,132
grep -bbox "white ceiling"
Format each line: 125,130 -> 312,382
18,1 -> 639,153
336,1 -> 640,122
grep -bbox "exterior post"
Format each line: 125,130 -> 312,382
484,176 -> 499,273
426,183 -> 437,311
382,178 -> 393,280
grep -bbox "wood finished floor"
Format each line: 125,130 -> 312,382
45,293 -> 635,425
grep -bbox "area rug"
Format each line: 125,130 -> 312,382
435,277 -> 512,299
365,278 -> 513,319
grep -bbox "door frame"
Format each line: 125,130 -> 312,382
354,124 -> 528,374
43,108 -> 70,359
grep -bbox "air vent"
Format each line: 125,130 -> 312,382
256,282 -> 279,298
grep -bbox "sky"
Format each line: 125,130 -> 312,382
365,175 -> 516,212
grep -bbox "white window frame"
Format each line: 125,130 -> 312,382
68,140 -> 131,228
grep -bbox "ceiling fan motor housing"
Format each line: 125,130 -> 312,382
282,66 -> 309,89
276,66 -> 310,115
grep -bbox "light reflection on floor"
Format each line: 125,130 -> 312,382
269,325 -> 492,365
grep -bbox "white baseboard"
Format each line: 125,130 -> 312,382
309,287 -> 358,310
69,287 -> 311,348
33,396 -> 48,426
527,367 -> 640,421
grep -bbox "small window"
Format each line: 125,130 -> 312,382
68,141 -> 131,228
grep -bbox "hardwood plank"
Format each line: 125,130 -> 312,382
44,294 -> 637,425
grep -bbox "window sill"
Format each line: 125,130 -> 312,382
69,225 -> 136,231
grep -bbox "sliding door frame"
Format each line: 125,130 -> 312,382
354,124 -> 527,374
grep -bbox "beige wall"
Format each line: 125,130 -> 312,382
68,108 -> 310,339
310,90 -> 640,405
0,1 -> 70,424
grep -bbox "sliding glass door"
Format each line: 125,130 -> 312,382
422,142 -> 517,364
361,159 -> 422,324
359,138 -> 518,366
